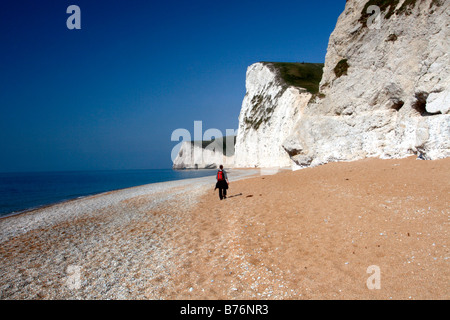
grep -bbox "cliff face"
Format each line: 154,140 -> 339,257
234,63 -> 320,167
236,0 -> 449,169
172,138 -> 235,169
284,0 -> 449,168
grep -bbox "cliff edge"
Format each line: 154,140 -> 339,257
234,62 -> 323,167
172,137 -> 235,169
236,0 -> 449,169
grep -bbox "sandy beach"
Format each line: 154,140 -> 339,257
0,157 -> 448,300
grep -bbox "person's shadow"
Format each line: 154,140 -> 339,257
227,193 -> 243,198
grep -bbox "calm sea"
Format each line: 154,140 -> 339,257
0,169 -> 217,217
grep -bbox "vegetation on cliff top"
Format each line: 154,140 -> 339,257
243,62 -> 324,131
263,62 -> 324,94
359,0 -> 443,27
190,136 -> 236,155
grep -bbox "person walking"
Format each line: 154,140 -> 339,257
216,165 -> 229,200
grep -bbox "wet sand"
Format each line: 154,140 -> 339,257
0,158 -> 448,299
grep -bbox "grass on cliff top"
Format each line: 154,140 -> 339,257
263,62 -> 324,94
191,136 -> 236,155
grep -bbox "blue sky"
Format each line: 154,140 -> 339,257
0,0 -> 346,172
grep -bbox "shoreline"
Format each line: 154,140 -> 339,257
0,168 -> 259,243
0,158 -> 448,299
0,168 -> 257,221
0,194 -> 97,221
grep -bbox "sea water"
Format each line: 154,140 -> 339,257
0,169 -> 216,217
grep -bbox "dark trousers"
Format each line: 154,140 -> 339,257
219,186 -> 227,200
217,180 -> 228,200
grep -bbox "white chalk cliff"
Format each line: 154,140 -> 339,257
235,0 -> 449,168
234,63 -> 314,167
172,138 -> 235,169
